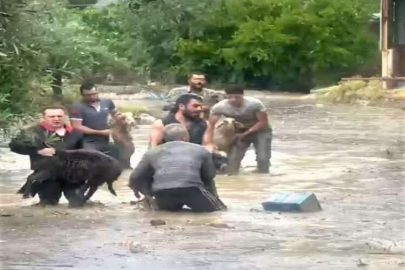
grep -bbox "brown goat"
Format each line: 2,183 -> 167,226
110,112 -> 136,168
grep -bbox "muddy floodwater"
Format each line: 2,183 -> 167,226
0,92 -> 404,270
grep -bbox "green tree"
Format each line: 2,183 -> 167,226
124,0 -> 214,81
0,0 -> 47,127
29,0 -> 129,102
175,0 -> 379,90
81,4 -> 130,59
0,0 -> 130,129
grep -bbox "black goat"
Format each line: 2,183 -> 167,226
20,149 -> 123,202
211,151 -> 229,174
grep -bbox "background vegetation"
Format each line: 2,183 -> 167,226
0,0 -> 381,128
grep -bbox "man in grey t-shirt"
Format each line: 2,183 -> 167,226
130,124 -> 226,212
205,85 -> 272,175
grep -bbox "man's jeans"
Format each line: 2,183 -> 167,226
227,128 -> 272,175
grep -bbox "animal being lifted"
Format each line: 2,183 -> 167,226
110,112 -> 136,168
210,117 -> 244,173
213,117 -> 244,155
22,149 -> 123,202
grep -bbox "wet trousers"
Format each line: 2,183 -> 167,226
227,128 -> 272,175
21,171 -> 86,207
154,187 -> 227,213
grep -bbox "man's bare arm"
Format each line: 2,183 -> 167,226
149,119 -> 165,147
70,119 -> 110,137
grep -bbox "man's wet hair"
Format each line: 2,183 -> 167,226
225,84 -> 244,95
171,94 -> 203,114
80,83 -> 96,94
163,123 -> 189,142
42,105 -> 67,115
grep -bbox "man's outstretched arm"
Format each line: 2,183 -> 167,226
129,153 -> 154,197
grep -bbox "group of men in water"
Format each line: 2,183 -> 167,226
9,73 -> 272,212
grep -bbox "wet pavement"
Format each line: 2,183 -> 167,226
0,92 -> 404,270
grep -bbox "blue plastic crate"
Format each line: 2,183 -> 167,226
262,192 -> 322,212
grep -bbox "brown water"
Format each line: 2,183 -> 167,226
1,92 -> 404,270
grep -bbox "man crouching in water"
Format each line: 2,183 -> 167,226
129,124 -> 226,212
9,105 -> 85,207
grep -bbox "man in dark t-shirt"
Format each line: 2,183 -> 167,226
69,83 -> 118,154
149,94 -> 207,147
149,94 -> 227,173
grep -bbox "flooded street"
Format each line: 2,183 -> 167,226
1,92 -> 404,270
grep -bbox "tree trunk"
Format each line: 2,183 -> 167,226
52,71 -> 63,103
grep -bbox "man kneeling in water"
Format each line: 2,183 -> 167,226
129,124 -> 226,212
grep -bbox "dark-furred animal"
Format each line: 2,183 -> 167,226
23,149 -> 123,202
211,151 -> 228,174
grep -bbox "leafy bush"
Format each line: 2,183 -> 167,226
124,0 -> 214,82
175,0 -> 379,91
0,0 -> 130,129
0,0 -> 48,128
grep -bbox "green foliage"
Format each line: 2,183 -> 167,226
81,4 -> 130,59
0,0 -> 130,128
40,5 -> 127,75
0,0 -> 49,127
0,0 -> 383,129
124,0 -> 214,80
175,0 -> 379,90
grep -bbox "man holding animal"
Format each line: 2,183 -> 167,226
69,83 -> 134,168
150,93 -> 227,170
69,83 -> 119,155
130,123 -> 226,212
9,105 -> 86,206
205,85 -> 272,175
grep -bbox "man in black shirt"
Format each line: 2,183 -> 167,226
149,94 -> 227,173
149,94 -> 208,147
